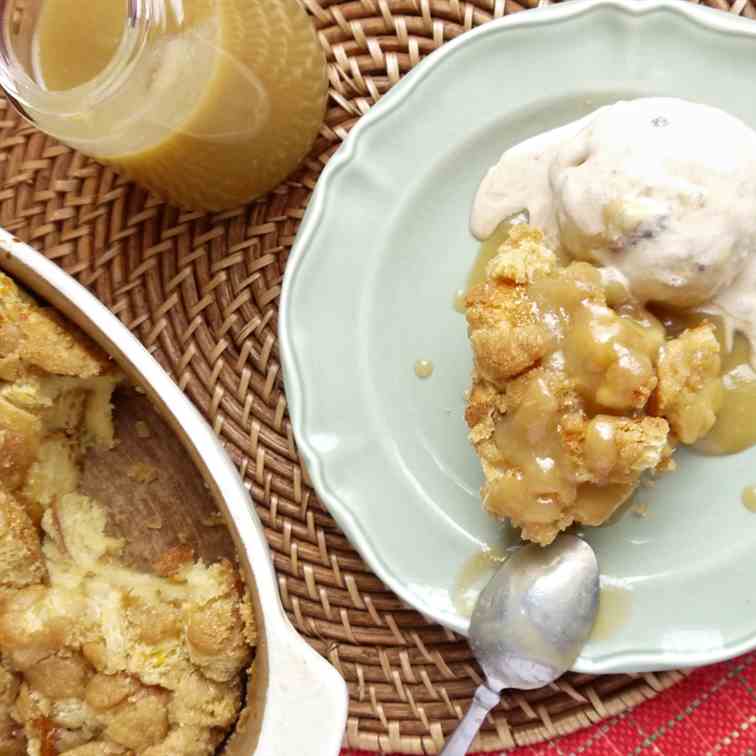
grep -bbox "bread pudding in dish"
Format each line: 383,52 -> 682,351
465,225 -> 723,545
0,271 -> 255,756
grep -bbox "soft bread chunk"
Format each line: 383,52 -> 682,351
652,323 -> 723,443
0,272 -> 107,380
0,664 -> 23,755
0,491 -> 45,589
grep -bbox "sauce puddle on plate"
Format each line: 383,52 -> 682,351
466,218 -> 520,292
453,289 -> 466,314
455,214 -> 530,315
742,485 -> 756,513
456,544 -> 634,644
590,583 -> 633,641
657,312 -> 756,456
453,536 -> 520,617
414,359 -> 434,379
695,333 -> 756,455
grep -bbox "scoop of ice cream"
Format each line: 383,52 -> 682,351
549,99 -> 756,308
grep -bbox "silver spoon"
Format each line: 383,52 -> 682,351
440,534 -> 600,755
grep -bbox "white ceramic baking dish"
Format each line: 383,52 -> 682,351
0,228 -> 348,756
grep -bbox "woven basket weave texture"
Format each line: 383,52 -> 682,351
0,0 -> 750,752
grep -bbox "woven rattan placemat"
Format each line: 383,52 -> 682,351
1,0 -> 751,752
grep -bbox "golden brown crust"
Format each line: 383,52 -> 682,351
652,323 -> 723,443
0,273 -> 120,512
186,592 -> 251,683
561,413 -> 671,485
0,272 -> 109,380
0,428 -> 39,493
104,689 -> 170,751
0,497 -> 254,754
466,282 -> 553,385
0,490 -> 46,589
0,664 -> 24,755
0,272 -> 254,755
57,743 -> 129,755
485,224 -> 557,284
140,726 -> 220,756
152,544 -> 195,577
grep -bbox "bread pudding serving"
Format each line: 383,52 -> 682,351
0,271 -> 255,756
464,97 -> 756,545
465,225 -> 723,545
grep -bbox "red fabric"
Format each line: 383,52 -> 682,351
342,651 -> 756,755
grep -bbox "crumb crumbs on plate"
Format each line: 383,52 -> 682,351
135,419 -> 151,438
201,511 -> 226,527
128,461 -> 159,483
144,514 -> 164,530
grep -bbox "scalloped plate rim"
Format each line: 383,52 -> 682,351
280,0 -> 756,674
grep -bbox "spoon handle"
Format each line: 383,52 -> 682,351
439,682 -> 501,755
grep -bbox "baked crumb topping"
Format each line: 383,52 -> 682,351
0,272 -> 254,755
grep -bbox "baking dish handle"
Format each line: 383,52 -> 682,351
258,616 -> 348,755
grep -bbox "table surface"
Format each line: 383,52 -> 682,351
343,651 -> 756,754
0,0 -> 753,752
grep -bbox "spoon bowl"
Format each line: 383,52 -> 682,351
471,534 -> 600,690
441,534 -> 599,755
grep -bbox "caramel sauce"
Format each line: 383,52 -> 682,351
590,584 -> 633,641
742,486 -> 756,513
655,311 -> 756,455
453,543 -> 514,617
453,289 -> 466,314
33,0 -> 328,211
697,333 -> 756,455
488,374 -> 574,523
456,551 -> 633,643
414,360 -> 434,379
467,221 -> 515,292
529,267 -> 665,411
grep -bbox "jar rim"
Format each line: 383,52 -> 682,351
0,0 -> 154,119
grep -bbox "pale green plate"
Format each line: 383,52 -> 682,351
280,0 -> 756,673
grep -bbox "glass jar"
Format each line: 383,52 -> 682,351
0,0 -> 328,211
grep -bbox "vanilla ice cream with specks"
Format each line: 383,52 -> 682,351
471,98 -> 756,355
